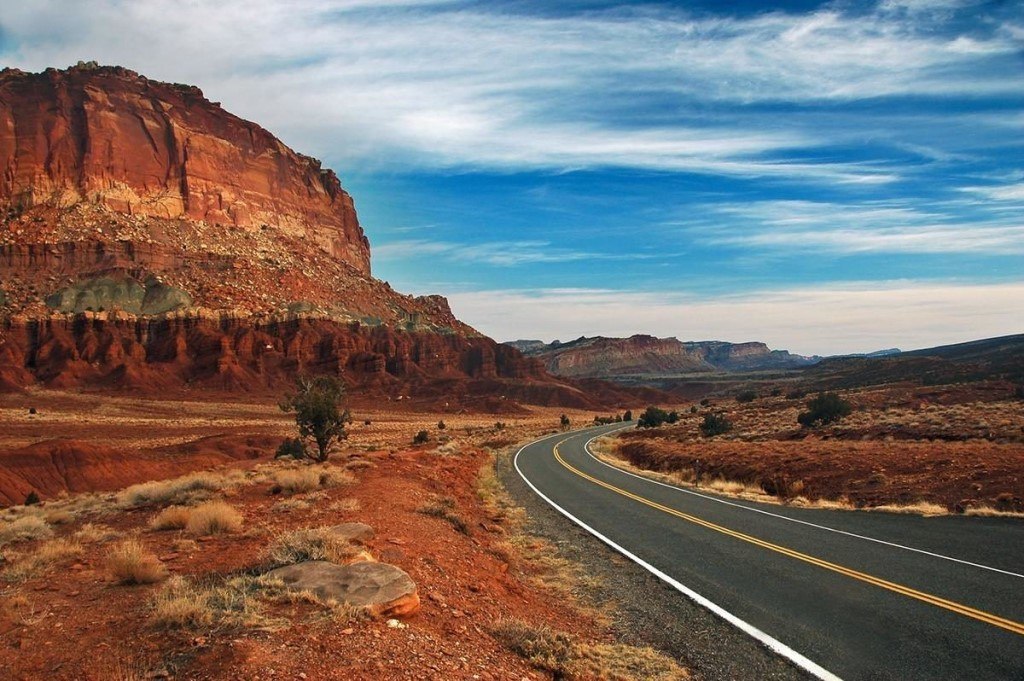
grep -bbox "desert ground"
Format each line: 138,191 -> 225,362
605,381 -> 1024,515
0,390 -> 688,680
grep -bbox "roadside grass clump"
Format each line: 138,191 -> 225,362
3,538 -> 84,582
264,527 -> 362,567
417,495 -> 469,535
107,539 -> 168,585
490,618 -> 689,681
184,501 -> 243,537
0,515 -> 53,547
149,506 -> 192,531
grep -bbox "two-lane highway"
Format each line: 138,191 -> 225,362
515,424 -> 1024,680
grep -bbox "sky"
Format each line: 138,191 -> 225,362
1,0 -> 1022,355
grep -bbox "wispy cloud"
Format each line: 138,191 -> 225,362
1,0 -> 1017,181
374,238 -> 649,266
962,182 -> 1024,202
446,281 -> 1024,355
676,199 -> 1024,255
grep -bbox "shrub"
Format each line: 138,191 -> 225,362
699,398 -> 710,406
797,392 -> 852,428
494,421 -> 506,431
418,496 -> 469,535
560,414 -> 570,430
274,437 -> 307,460
3,538 -> 83,581
689,405 -> 698,414
736,390 -> 757,403
623,410 -> 633,422
279,375 -> 351,462
107,539 -> 168,584
770,387 -> 783,397
786,389 -> 807,400
150,506 -> 192,531
24,491 -> 40,506
699,413 -> 733,437
1014,385 -> 1024,400
667,410 -> 680,423
119,471 -> 240,508
437,420 -> 446,430
184,501 -> 243,537
637,406 -> 673,429
0,516 -> 53,547
413,430 -> 430,445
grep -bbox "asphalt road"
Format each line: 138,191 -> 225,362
514,424 -> 1024,681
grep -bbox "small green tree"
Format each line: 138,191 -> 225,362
623,409 -> 633,422
699,413 -> 732,437
560,414 -> 571,431
279,375 -> 350,462
637,406 -> 671,428
797,392 -> 852,428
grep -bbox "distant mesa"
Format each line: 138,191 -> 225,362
506,334 -> 821,380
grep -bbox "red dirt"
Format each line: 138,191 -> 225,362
0,442 -> 627,680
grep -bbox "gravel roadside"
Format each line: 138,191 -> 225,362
496,442 -> 813,681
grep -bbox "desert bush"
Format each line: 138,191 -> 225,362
150,506 -> 192,531
412,430 -> 430,445
264,527 -> 360,566
786,389 -> 807,400
74,523 -> 118,544
437,420 -> 446,430
4,538 -> 83,581
279,375 -> 351,461
0,515 -> 53,547
770,387 -> 783,397
699,398 -> 711,406
699,413 -> 733,437
798,392 -> 853,428
274,437 -> 307,460
689,405 -> 698,414
151,575 -> 282,630
637,406 -> 671,429
107,539 -> 168,585
490,619 -> 575,674
494,421 -> 506,431
736,390 -> 757,403
185,501 -> 243,537
24,491 -> 40,506
623,409 -> 633,422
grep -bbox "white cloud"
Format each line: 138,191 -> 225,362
374,238 -> 650,266
446,281 -> 1024,355
963,183 -> 1024,202
0,0 -> 1017,179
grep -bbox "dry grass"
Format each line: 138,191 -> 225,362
3,538 -> 84,582
149,506 -> 192,531
418,495 -> 469,535
870,501 -> 948,516
0,515 -> 53,547
151,575 -> 285,631
119,471 -> 245,508
107,539 -> 168,585
264,527 -> 364,566
328,497 -> 361,513
184,501 -> 243,537
43,510 -> 76,525
74,522 -> 119,543
273,468 -> 322,494
273,498 -> 312,512
963,505 -> 1024,518
490,618 -> 689,681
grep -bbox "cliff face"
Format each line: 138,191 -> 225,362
509,334 -> 818,378
0,64 -> 369,274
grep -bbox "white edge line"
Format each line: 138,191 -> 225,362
585,428 -> 1024,580
513,427 -> 844,681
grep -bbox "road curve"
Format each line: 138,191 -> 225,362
514,424 -> 1024,681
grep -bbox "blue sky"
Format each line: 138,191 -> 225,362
2,0 -> 1022,354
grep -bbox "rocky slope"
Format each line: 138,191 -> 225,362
507,334 -> 818,379
0,63 -> 611,404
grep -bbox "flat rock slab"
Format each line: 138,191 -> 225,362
327,522 -> 375,544
267,560 -> 420,617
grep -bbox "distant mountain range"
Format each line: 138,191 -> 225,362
504,335 -> 821,379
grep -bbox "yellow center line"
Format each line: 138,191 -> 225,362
553,442 -> 1024,637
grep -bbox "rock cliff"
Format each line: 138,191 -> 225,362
0,64 -> 619,405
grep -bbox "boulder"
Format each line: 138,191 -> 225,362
266,560 -> 420,618
327,522 -> 375,545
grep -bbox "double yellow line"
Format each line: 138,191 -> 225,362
553,443 -> 1024,637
